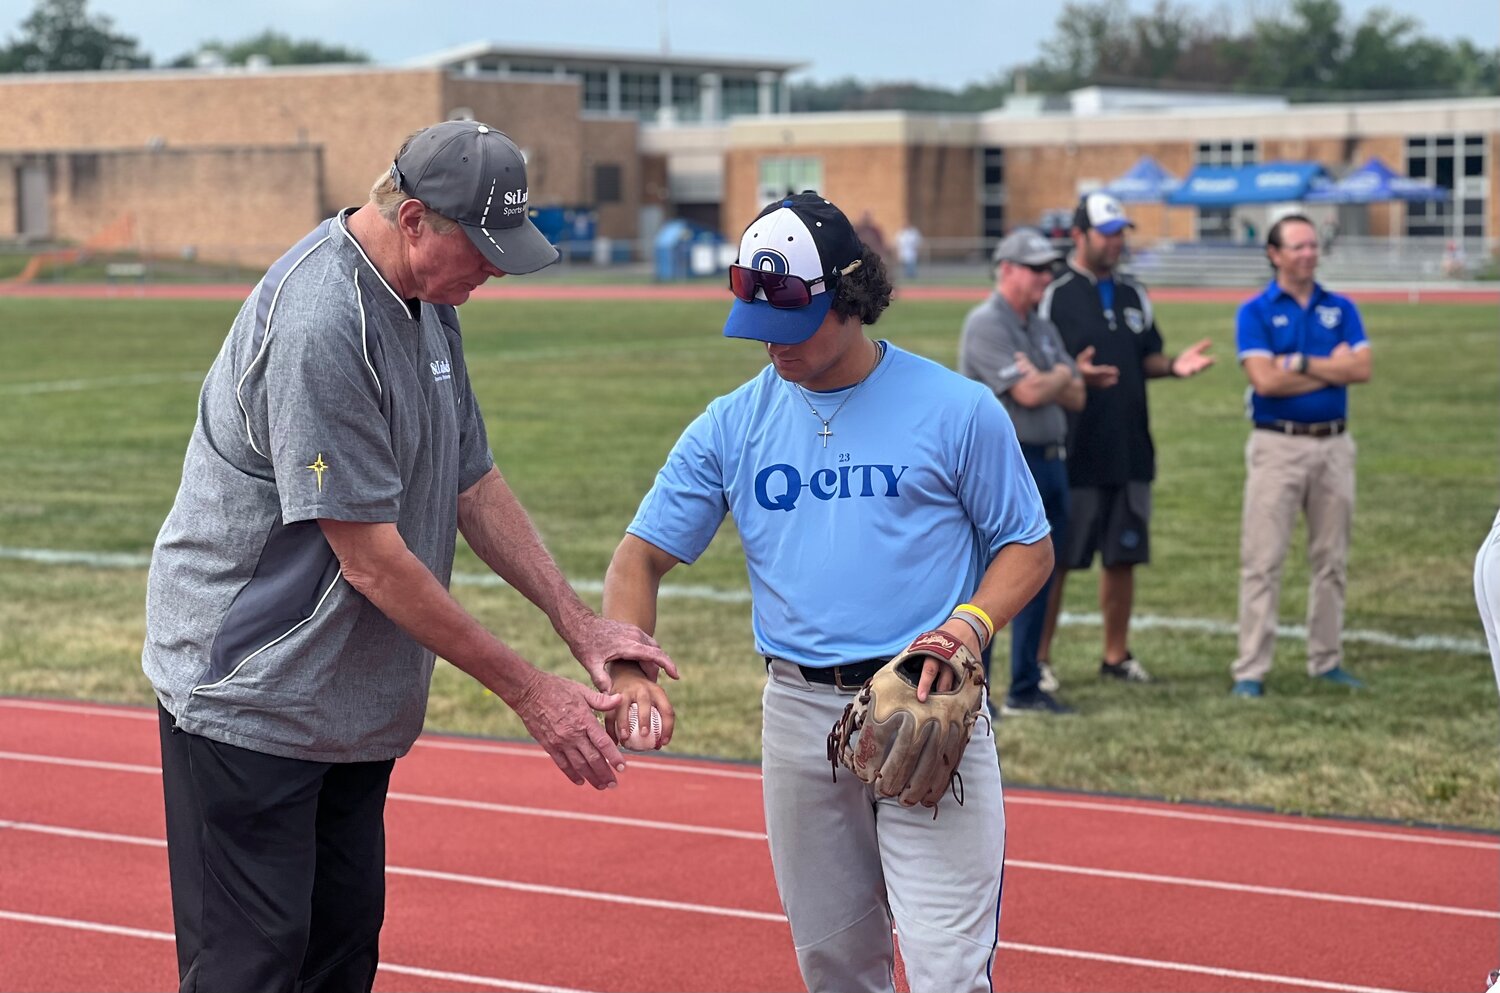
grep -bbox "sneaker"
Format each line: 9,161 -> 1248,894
1002,690 -> 1076,716
1038,661 -> 1060,693
1231,679 -> 1264,697
1099,653 -> 1152,683
1315,667 -> 1365,689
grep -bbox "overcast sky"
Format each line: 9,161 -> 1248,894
0,0 -> 1492,88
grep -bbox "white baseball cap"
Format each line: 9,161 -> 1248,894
1073,192 -> 1135,236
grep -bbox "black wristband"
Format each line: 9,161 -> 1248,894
1296,353 -> 1310,375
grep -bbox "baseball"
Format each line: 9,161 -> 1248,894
620,701 -> 663,751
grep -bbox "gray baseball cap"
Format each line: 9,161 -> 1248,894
993,227 -> 1062,266
391,120 -> 560,275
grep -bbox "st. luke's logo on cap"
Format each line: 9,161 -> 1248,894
748,248 -> 790,274
502,186 -> 529,217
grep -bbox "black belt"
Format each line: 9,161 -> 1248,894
767,656 -> 888,691
1254,418 -> 1347,438
1020,442 -> 1067,461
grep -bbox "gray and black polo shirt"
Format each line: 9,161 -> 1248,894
143,211 -> 494,763
957,292 -> 1076,447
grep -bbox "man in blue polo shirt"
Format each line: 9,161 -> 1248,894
1231,212 -> 1373,697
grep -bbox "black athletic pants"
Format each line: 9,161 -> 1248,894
157,705 -> 394,993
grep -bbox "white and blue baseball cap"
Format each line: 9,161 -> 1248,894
1073,192 -> 1135,236
722,192 -> 865,345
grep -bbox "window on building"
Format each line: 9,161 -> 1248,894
1195,140 -> 1258,241
979,147 -> 1005,243
594,164 -> 623,204
505,60 -> 558,78
672,73 -> 701,120
722,77 -> 760,118
582,70 -> 609,112
1406,133 -> 1487,238
619,71 -> 661,115
758,157 -> 823,202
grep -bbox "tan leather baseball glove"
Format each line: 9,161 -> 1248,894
826,630 -> 989,813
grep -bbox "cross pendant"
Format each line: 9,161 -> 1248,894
817,422 -> 833,448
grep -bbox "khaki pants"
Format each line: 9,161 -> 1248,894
1232,429 -> 1356,682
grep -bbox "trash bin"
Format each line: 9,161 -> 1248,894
654,219 -> 727,281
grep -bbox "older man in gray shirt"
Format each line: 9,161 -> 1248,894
959,228 -> 1113,715
143,121 -> 676,993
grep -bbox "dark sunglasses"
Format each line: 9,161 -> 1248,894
729,260 -> 863,309
1019,261 -> 1055,274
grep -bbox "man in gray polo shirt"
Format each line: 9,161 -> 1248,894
143,120 -> 676,993
959,228 -> 1112,715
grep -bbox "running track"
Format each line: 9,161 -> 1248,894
0,283 -> 1495,305
0,697 -> 1494,993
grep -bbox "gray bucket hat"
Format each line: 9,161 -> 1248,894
391,120 -> 560,274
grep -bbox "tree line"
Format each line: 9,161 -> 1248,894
792,0 -> 1498,111
0,0 -> 366,73
3,0 -> 1494,109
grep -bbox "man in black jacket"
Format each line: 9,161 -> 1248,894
1036,193 -> 1214,685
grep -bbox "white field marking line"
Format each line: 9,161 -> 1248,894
0,698 -> 154,720
0,545 -> 1486,656
7,814 -> 1486,923
1,736 -> 1494,853
1007,859 -> 1498,920
0,749 -> 766,840
386,865 -> 786,922
0,698 -> 762,780
0,699 -> 765,781
1006,795 -> 1500,851
411,737 -> 764,781
386,791 -> 768,841
0,819 -> 780,922
0,907 -> 1421,993
0,910 -> 597,993
0,750 -> 160,775
0,371 -> 203,396
997,941 -> 1415,993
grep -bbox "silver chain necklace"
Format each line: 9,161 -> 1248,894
795,341 -> 883,448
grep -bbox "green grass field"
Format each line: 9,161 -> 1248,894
2,293 -> 1496,828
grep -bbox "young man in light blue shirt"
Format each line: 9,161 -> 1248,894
602,192 -> 1052,992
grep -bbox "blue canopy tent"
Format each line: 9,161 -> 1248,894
1167,162 -> 1331,206
1305,156 -> 1449,203
1105,156 -> 1181,202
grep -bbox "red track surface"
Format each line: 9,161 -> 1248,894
0,282 -> 1495,305
1,696 -> 1495,992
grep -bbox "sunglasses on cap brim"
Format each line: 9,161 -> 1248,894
729,259 -> 863,310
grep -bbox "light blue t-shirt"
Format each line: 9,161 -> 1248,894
627,343 -> 1050,666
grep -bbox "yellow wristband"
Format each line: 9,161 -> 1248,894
952,603 -> 995,640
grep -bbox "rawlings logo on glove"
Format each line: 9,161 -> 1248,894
826,630 -> 989,814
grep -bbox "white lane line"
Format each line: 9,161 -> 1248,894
1007,795 -> 1500,851
0,372 -> 203,396
0,906 -> 1422,993
1008,859 -> 1498,920
999,941 -> 1415,993
0,910 -> 597,993
0,699 -> 154,721
387,791 -> 768,841
0,750 -> 160,774
4,815 -> 1491,924
386,865 -> 786,922
0,546 -> 1485,655
2,744 -> 1494,853
411,737 -> 763,781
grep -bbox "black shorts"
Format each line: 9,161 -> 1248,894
1063,482 -> 1152,569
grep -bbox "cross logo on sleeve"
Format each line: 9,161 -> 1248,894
306,453 -> 330,491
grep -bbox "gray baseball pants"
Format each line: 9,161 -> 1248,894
761,659 -> 1005,993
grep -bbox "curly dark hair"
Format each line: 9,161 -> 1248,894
830,247 -> 893,326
